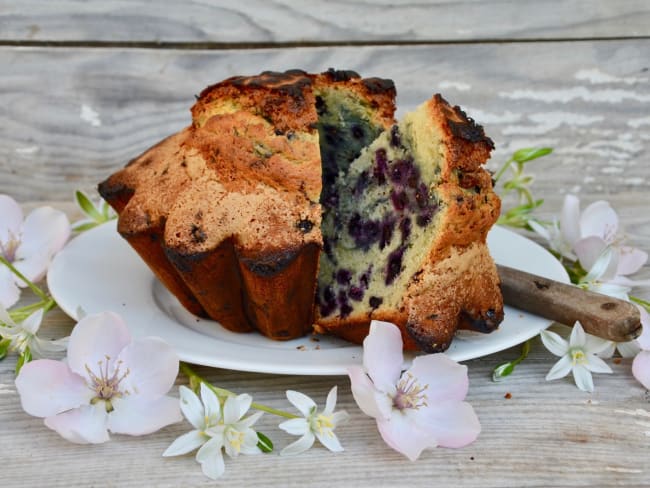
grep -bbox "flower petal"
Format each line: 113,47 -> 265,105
315,429 -> 344,452
407,354 -> 468,403
580,200 -> 618,241
376,413 -> 437,461
13,250 -> 51,284
239,428 -> 261,455
196,437 -> 226,480
108,395 -> 182,436
594,340 -> 616,359
17,206 -> 70,258
280,432 -> 315,456
560,194 -> 581,246
0,194 -> 23,242
636,306 -> 650,350
347,366 -> 392,421
617,247 -> 648,276
179,385 -> 205,430
616,340 -> 641,358
15,359 -> 90,417
324,385 -> 338,415
20,308 -> 44,334
572,365 -> 595,392
584,334 -> 615,356
117,336 -> 179,399
286,390 -> 316,418
223,393 -> 252,425
163,430 -> 206,457
540,329 -> 569,357
44,403 -> 110,444
363,321 -> 404,392
278,417 -> 309,436
331,410 -> 350,427
0,265 -> 20,309
235,410 -> 263,430
574,236 -> 612,279
200,383 -> 221,426
67,312 -> 131,380
585,355 -> 613,374
569,322 -> 587,348
632,351 -> 650,390
546,355 -> 573,381
415,400 -> 481,448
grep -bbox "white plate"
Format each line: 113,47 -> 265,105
48,221 -> 568,375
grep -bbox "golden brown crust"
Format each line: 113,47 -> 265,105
99,69 -> 397,341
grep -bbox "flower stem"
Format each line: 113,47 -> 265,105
180,362 -> 299,419
631,295 -> 650,312
0,256 -> 49,302
492,157 -> 513,184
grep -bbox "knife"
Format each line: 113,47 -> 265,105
498,264 -> 642,342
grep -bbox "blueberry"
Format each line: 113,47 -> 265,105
296,219 -> 314,233
360,267 -> 372,289
415,183 -> 429,209
385,246 -> 406,285
416,212 -> 432,227
399,218 -> 412,241
369,296 -> 383,309
336,269 -> 352,285
353,171 -> 370,197
337,289 -> 348,307
390,190 -> 409,211
380,218 -> 396,250
323,285 -> 336,306
340,302 -> 353,317
390,125 -> 401,148
315,96 -> 327,116
351,125 -> 364,139
349,286 -> 364,301
389,159 -> 414,185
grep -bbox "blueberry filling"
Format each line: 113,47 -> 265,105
386,246 -> 406,285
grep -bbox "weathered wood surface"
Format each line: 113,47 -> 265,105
2,40 -> 649,204
1,0 -> 650,43
1,3 -> 650,487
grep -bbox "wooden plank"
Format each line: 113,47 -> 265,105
0,0 -> 649,44
1,41 -> 649,204
1,301 -> 649,487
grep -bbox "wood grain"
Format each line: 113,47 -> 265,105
1,0 -> 649,43
1,40 -> 649,204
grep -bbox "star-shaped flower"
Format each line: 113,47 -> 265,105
0,305 -> 67,358
279,386 -> 349,456
540,321 -> 613,392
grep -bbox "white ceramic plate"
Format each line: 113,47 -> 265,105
48,221 -> 568,375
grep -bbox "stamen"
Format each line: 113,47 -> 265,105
393,373 -> 428,411
571,348 -> 587,366
84,355 -> 131,410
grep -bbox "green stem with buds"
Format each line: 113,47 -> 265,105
180,363 -> 299,419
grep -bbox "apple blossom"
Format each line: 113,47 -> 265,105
348,321 -> 480,461
15,311 -> 181,443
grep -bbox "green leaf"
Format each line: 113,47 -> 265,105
512,147 -> 553,164
72,221 -> 100,232
0,338 -> 10,360
75,190 -> 103,221
256,431 -> 274,453
492,362 -> 514,382
15,347 -> 32,374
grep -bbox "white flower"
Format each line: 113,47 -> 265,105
15,312 -> 181,443
348,321 -> 480,461
279,386 -> 349,456
0,194 -> 70,308
0,305 -> 67,358
164,385 -> 263,480
540,322 -> 613,392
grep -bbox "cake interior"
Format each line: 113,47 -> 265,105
316,100 -> 448,319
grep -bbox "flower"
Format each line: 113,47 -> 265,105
164,384 -> 263,480
0,194 -> 70,308
347,320 -> 480,461
0,305 -> 67,358
632,306 -> 650,389
540,322 -> 613,392
279,386 -> 349,456
15,311 -> 181,443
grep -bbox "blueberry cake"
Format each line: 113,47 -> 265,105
99,69 -> 503,351
315,95 -> 503,351
99,69 -> 395,340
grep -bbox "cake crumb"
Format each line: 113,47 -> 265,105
504,392 -> 512,399
310,337 -> 320,342
614,358 -> 622,364
296,345 -> 306,351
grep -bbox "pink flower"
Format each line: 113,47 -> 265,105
347,321 -> 480,461
15,312 -> 182,444
0,194 -> 70,308
632,306 -> 650,389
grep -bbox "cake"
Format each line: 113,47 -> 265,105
99,69 -> 503,352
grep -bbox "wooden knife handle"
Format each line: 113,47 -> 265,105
497,264 -> 642,342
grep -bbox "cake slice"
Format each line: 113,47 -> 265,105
315,95 -> 503,352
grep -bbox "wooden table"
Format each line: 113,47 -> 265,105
1,3 -> 649,486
